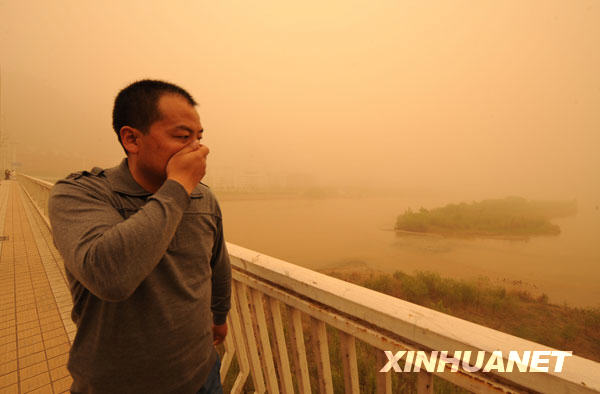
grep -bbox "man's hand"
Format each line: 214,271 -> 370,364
166,141 -> 210,195
213,323 -> 228,346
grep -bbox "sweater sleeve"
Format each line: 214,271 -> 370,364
48,178 -> 191,302
209,202 -> 232,325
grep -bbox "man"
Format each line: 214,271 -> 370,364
48,79 -> 231,393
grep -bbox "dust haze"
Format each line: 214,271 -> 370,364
1,1 -> 598,202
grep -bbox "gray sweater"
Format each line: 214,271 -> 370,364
48,158 -> 231,394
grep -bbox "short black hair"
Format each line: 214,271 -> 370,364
112,79 -> 197,152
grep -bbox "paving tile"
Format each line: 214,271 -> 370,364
49,364 -> 69,382
14,286 -> 32,292
0,372 -> 17,390
0,305 -> 13,314
0,342 -> 16,355
32,301 -> 54,308
53,294 -> 70,302
54,301 -> 71,309
16,311 -> 37,324
0,326 -> 16,338
0,359 -> 17,376
45,343 -> 70,359
36,311 -> 58,321
24,384 -> 53,394
38,316 -> 61,326
15,297 -> 34,305
58,312 -> 71,322
36,287 -> 55,295
0,311 -> 14,321
17,321 -> 39,333
0,383 -> 18,393
0,335 -> 15,347
18,351 -> 45,369
17,326 -> 41,339
18,341 -> 45,359
52,375 -> 72,393
35,292 -> 54,301
19,360 -> 48,380
35,294 -> 54,301
0,320 -> 15,331
19,371 -> 50,393
40,321 -> 63,333
50,289 -> 69,297
35,304 -> 56,314
17,334 -> 42,349
41,327 -> 66,342
57,302 -> 72,310
15,303 -> 36,313
47,353 -> 68,371
0,305 -> 16,316
0,287 -> 15,294
0,350 -> 16,364
43,336 -> 68,349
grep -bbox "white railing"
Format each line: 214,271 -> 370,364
17,173 -> 54,226
17,174 -> 600,394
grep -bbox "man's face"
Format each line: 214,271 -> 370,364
136,93 -> 203,182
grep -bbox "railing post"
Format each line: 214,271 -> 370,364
228,281 -> 250,393
250,289 -> 280,393
339,332 -> 360,394
376,350 -> 392,393
288,307 -> 311,394
220,324 -> 235,379
417,371 -> 433,394
235,281 -> 266,392
310,317 -> 334,394
269,298 -> 295,394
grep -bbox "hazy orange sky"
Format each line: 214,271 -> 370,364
1,1 -> 598,201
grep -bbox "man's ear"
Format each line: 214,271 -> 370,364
120,126 -> 142,154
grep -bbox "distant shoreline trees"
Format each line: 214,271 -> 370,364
395,196 -> 577,238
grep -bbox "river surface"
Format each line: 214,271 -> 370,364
219,195 -> 600,308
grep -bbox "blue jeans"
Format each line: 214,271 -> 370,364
196,354 -> 223,394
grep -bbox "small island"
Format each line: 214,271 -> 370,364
395,196 -> 577,238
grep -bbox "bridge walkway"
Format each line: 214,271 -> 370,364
0,180 -> 75,394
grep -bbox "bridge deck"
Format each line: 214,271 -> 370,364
0,180 -> 75,394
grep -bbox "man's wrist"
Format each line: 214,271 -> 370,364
166,176 -> 194,195
155,179 -> 192,211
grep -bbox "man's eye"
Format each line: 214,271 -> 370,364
176,135 -> 189,139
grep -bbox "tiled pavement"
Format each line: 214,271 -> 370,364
0,181 -> 75,394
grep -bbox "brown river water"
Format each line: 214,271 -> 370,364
219,195 -> 600,308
